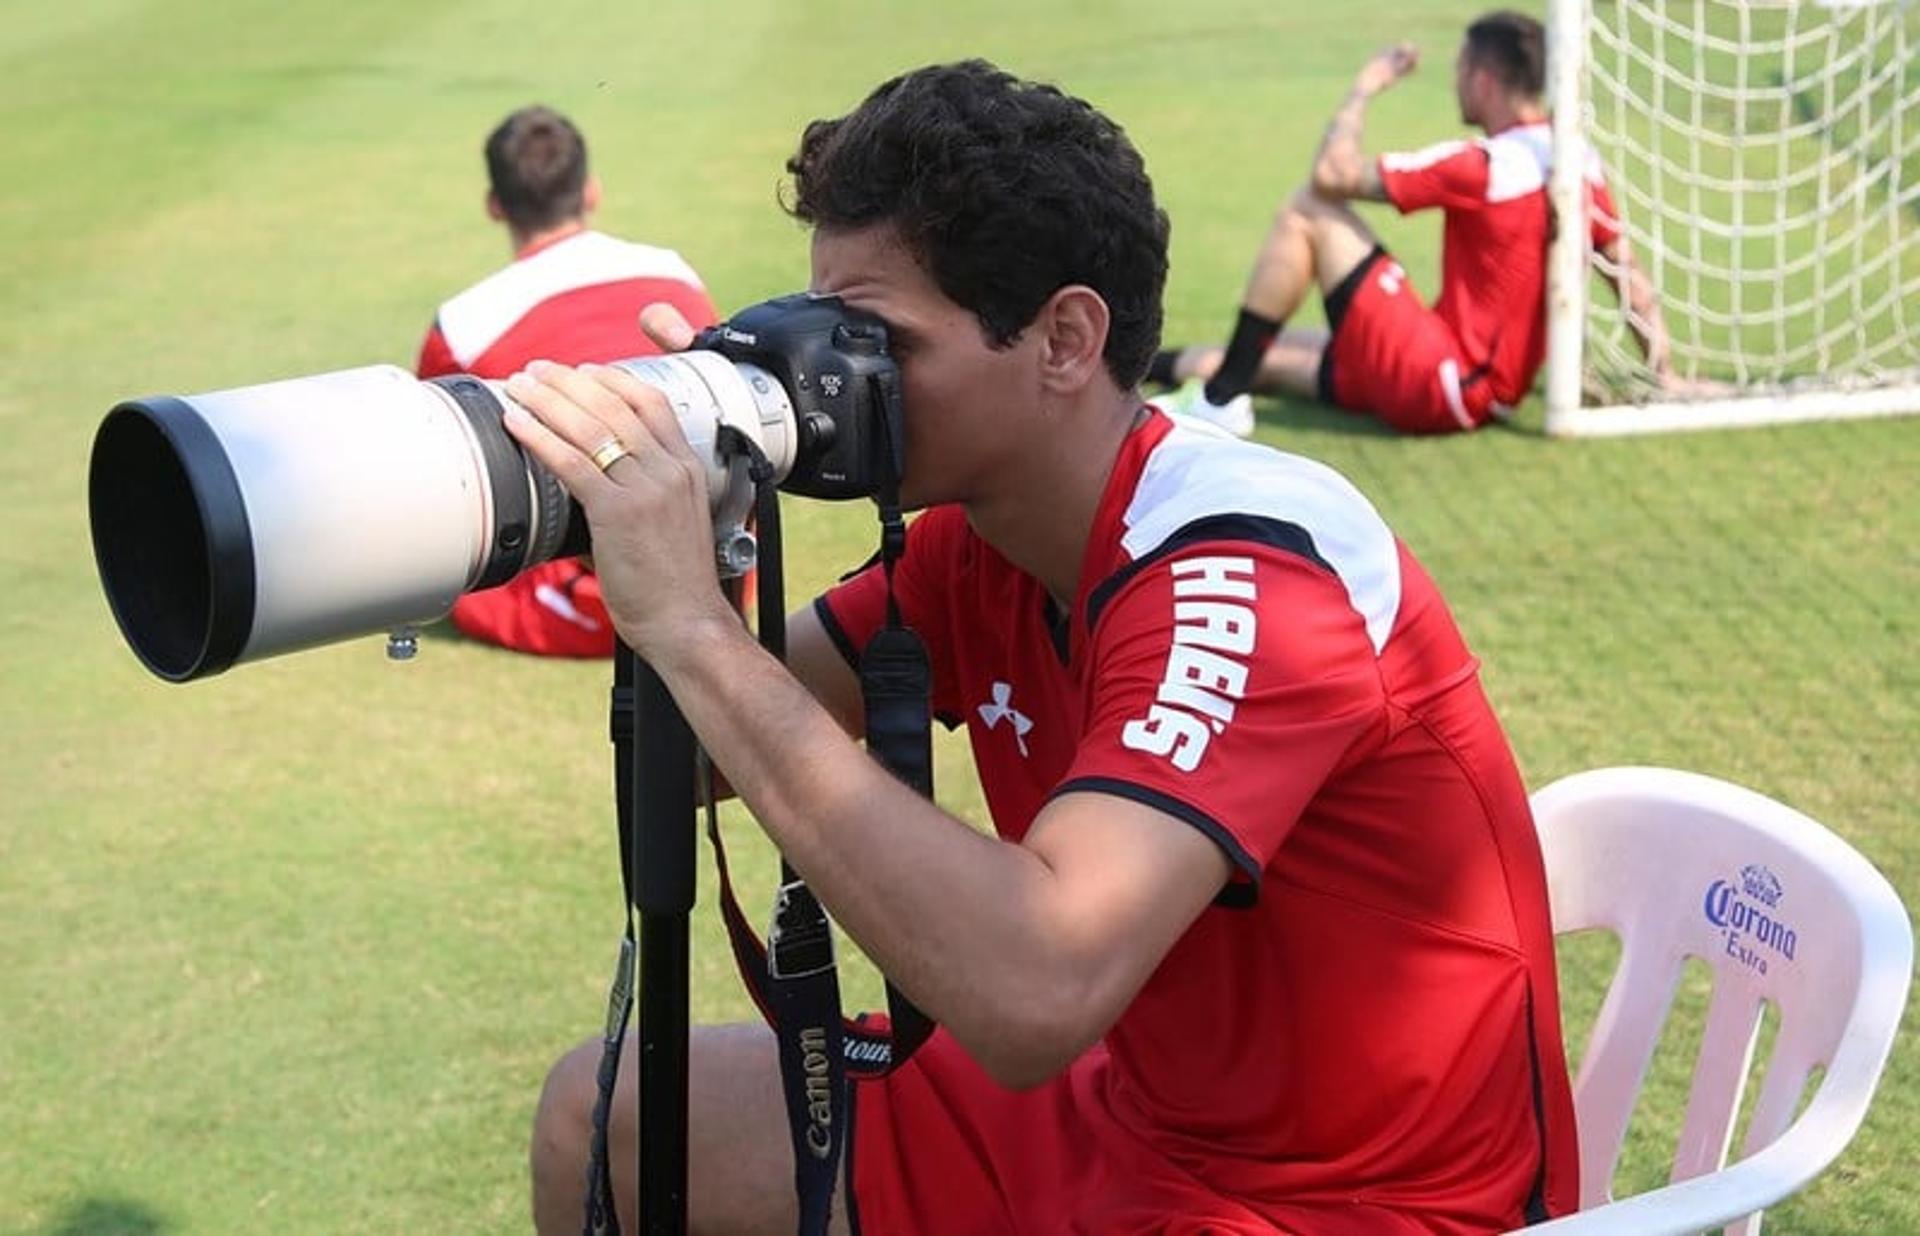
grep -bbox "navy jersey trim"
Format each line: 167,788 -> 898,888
1043,595 -> 1072,665
1050,775 -> 1262,907
1323,244 -> 1391,334
1084,514 -> 1335,636
837,548 -> 883,583
1522,983 -> 1554,1225
814,595 -> 862,671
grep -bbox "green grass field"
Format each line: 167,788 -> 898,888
2,0 -> 1914,1231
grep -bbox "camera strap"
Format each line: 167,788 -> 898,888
583,415 -> 937,1236
700,474 -> 936,1236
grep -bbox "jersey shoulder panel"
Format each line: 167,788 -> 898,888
1381,137 -> 1477,174
435,231 -> 707,367
1105,423 -> 1403,655
1483,125 -> 1552,203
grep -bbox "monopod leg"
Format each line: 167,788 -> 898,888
629,648 -> 697,1235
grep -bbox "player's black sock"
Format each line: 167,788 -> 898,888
1204,308 -> 1282,405
1147,348 -> 1182,387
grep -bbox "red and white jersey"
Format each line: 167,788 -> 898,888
415,229 -> 718,658
414,228 -> 718,378
818,411 -> 1579,1227
1379,121 -> 1621,406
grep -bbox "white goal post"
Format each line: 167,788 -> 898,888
1545,0 -> 1920,436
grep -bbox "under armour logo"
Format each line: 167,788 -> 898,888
977,681 -> 1033,757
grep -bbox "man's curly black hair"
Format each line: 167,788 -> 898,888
785,59 -> 1171,389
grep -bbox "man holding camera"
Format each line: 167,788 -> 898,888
416,104 -> 717,657
508,61 -> 1578,1234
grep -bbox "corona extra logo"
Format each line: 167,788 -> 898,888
1703,865 -> 1798,976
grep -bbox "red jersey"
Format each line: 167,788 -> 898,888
415,229 -> 719,656
414,228 -> 717,378
1379,121 -> 1621,407
820,412 -> 1578,1230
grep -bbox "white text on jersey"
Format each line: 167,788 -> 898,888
1120,556 -> 1258,773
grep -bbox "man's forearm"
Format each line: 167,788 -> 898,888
1617,262 -> 1670,374
1312,91 -> 1374,197
647,618 -> 1091,1083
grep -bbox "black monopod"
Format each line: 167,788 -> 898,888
586,413 -> 934,1236
590,450 -> 799,1236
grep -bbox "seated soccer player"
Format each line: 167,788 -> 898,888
1154,10 -> 1669,437
415,104 -> 719,655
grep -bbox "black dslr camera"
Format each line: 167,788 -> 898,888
696,293 -> 904,502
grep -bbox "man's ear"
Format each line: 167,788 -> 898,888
485,191 -> 506,223
1035,285 -> 1111,395
582,175 -> 603,215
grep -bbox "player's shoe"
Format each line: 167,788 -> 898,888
1149,378 -> 1256,438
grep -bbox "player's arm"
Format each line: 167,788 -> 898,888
646,616 -> 1232,1089
1311,42 -> 1418,203
686,603 -> 863,807
1596,234 -> 1672,380
709,597 -> 1224,1086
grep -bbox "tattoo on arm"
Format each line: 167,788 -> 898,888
1313,92 -> 1380,200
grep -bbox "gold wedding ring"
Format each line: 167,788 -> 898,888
589,438 -> 632,473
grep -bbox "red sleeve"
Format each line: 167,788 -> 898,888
415,321 -> 460,378
1056,548 -> 1382,883
1588,170 -> 1623,251
1378,140 -> 1489,215
813,506 -> 968,722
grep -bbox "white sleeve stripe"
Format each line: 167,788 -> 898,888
1438,359 -> 1478,430
436,231 -> 706,365
1381,139 -> 1474,173
1120,424 -> 1403,654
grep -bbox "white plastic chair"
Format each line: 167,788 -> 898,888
1508,766 -> 1912,1235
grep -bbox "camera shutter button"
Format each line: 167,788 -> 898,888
831,323 -> 883,355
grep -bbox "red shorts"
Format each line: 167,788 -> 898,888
850,1030 -> 1275,1234
849,1028 -> 1450,1235
449,558 -> 615,658
1317,248 -> 1492,435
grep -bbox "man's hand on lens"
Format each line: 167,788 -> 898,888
503,359 -> 736,662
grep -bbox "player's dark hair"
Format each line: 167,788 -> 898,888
485,105 -> 589,233
784,59 -> 1170,389
1465,11 -> 1547,99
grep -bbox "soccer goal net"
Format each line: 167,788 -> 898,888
1545,0 -> 1920,436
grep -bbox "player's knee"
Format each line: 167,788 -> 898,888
531,1037 -> 611,1186
1285,183 -> 1334,217
1294,183 -> 1367,231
